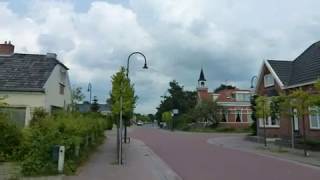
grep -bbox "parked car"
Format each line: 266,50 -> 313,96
137,120 -> 144,126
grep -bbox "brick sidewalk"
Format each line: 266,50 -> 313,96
64,129 -> 181,180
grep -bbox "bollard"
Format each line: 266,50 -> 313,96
75,144 -> 80,157
58,146 -> 65,173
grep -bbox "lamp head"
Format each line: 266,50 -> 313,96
143,63 -> 148,69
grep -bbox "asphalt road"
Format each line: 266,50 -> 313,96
130,127 -> 320,180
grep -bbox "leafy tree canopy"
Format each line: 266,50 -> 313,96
214,84 -> 236,93
110,67 -> 137,118
155,80 -> 197,121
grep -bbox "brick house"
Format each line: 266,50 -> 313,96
255,41 -> 320,140
0,41 -> 72,127
197,69 -> 252,128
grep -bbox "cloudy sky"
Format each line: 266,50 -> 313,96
1,0 -> 320,113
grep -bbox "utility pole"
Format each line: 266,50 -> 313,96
117,79 -> 124,165
87,83 -> 92,104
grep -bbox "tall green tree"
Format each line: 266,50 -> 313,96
156,80 -> 197,122
192,100 -> 222,127
162,111 -> 172,128
110,67 -> 137,122
255,96 -> 271,147
287,89 -> 313,156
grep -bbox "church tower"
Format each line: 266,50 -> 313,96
197,68 -> 209,102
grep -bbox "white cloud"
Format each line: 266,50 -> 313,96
2,0 -> 320,113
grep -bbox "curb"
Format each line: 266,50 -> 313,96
133,138 -> 183,180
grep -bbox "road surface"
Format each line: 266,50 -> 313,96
130,127 -> 320,180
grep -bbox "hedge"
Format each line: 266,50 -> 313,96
18,112 -> 110,176
0,112 -> 22,162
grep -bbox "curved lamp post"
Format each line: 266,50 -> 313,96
126,52 -> 148,78
250,75 -> 258,89
124,52 -> 148,143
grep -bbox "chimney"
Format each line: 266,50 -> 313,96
46,53 -> 57,59
0,41 -> 14,55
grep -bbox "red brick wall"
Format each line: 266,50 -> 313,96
0,43 -> 14,55
220,122 -> 250,129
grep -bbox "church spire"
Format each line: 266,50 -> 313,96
198,68 -> 206,81
198,68 -> 207,88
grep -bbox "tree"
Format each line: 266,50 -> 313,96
71,87 -> 85,111
193,100 -> 222,127
250,95 -> 258,135
155,80 -> 197,123
90,96 -> 100,112
110,67 -> 137,124
287,89 -> 313,156
162,111 -> 172,129
214,84 -> 236,93
148,114 -> 155,122
255,96 -> 271,147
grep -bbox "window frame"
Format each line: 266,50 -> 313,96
264,73 -> 274,87
309,107 -> 320,130
259,116 -> 280,128
59,83 -> 65,95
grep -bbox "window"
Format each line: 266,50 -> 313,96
236,93 -> 251,102
60,69 -> 66,84
59,83 -> 65,95
259,116 -> 280,128
221,110 -> 228,122
264,74 -> 274,87
236,110 -> 241,122
309,107 -> 320,129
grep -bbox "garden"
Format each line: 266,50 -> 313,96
0,108 -> 113,177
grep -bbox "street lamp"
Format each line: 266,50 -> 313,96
250,75 -> 258,89
87,83 -> 92,104
124,52 -> 148,143
117,52 -> 148,165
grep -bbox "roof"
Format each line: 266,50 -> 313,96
267,60 -> 292,86
198,68 -> 206,81
267,41 -> 320,87
0,53 -> 68,92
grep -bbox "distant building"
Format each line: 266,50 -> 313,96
197,68 -> 252,128
0,41 -> 72,127
76,101 -> 111,115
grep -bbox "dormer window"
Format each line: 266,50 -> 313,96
59,83 -> 65,95
60,68 -> 66,84
264,73 -> 274,87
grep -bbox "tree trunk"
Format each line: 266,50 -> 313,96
264,116 -> 267,147
302,115 -> 308,156
124,119 -> 127,143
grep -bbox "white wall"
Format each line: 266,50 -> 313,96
0,91 -> 45,125
0,64 -> 72,126
43,64 -> 72,112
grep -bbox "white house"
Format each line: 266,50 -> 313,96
0,41 -> 72,127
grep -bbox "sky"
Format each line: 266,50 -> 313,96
1,0 -> 320,114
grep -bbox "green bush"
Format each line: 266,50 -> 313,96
29,107 -> 48,126
0,112 -> 21,162
19,112 -> 107,176
105,115 -> 113,130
